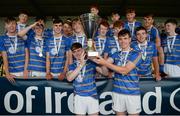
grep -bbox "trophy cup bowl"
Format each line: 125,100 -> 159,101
79,13 -> 100,57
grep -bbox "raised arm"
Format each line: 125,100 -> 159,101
66,51 -> 86,82
66,62 -> 85,82
18,22 -> 38,37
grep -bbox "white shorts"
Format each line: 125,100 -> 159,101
112,92 -> 141,114
29,71 -> 46,78
74,95 -> 99,115
11,72 -> 23,77
164,64 -> 180,77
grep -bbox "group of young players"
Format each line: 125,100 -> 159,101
0,5 -> 179,115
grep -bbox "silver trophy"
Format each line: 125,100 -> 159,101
80,13 -> 100,57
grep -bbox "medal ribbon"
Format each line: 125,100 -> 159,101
167,36 -> 176,53
147,27 -> 152,42
114,36 -> 121,51
128,22 -> 135,37
8,35 -> 18,53
120,48 -> 130,66
98,38 -> 106,55
138,41 -> 147,60
54,36 -> 62,54
35,37 -> 44,55
76,35 -> 85,47
76,62 -> 86,79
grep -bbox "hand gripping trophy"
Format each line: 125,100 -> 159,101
79,13 -> 100,57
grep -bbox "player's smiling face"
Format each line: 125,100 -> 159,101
99,25 -> 108,36
118,34 -> 131,50
144,17 -> 154,27
72,48 -> 83,60
112,14 -> 120,22
165,23 -> 176,34
73,21 -> 83,34
53,23 -> 63,34
34,25 -> 44,36
126,12 -> 135,22
136,30 -> 147,43
19,13 -> 28,24
63,23 -> 72,35
113,26 -> 123,36
91,8 -> 99,15
5,21 -> 17,34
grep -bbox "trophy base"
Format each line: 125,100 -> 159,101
87,51 -> 99,57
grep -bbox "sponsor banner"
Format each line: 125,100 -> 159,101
0,77 -> 179,115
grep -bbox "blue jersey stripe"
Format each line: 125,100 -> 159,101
27,37 -> 47,72
47,36 -> 71,73
0,35 -> 26,73
131,41 -> 157,76
69,60 -> 98,99
111,50 -> 142,95
163,35 -> 180,65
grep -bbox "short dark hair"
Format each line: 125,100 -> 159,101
72,18 -> 79,22
111,11 -> 120,16
90,4 -> 99,10
64,19 -> 72,27
165,19 -> 178,25
72,18 -> 81,25
36,23 -> 44,29
113,20 -> 124,28
126,8 -> 135,14
35,16 -> 46,22
52,15 -> 60,21
118,29 -> 131,38
5,17 -> 16,24
135,26 -> 147,34
99,19 -> 109,28
144,13 -> 154,18
19,10 -> 28,16
71,43 -> 82,51
53,18 -> 63,24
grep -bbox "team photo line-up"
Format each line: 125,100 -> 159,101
0,6 -> 180,115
